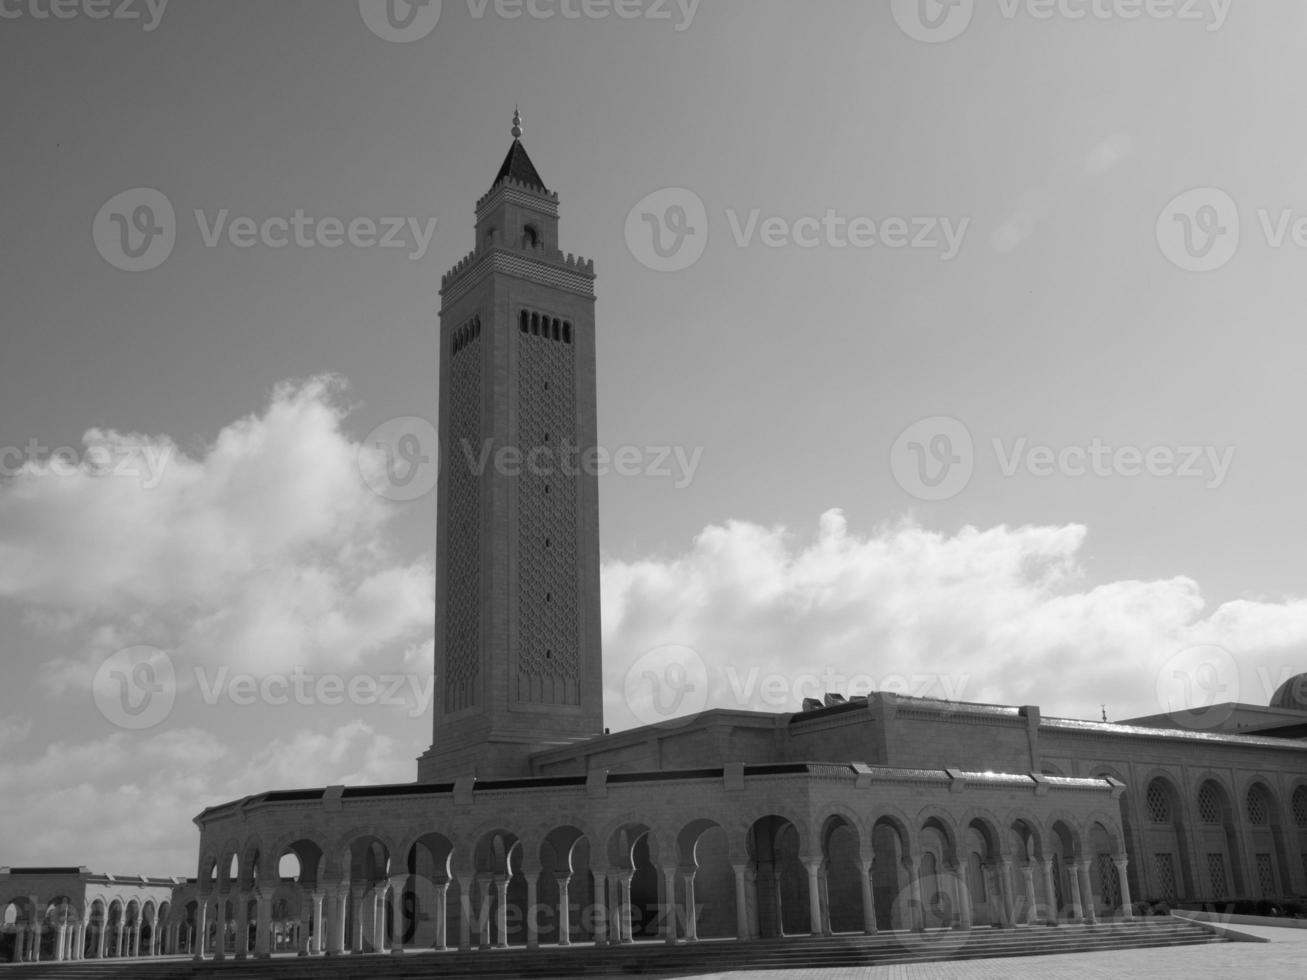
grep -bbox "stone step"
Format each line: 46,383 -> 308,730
0,918 -> 1223,980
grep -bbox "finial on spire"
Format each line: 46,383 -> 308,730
511,105 -> 523,140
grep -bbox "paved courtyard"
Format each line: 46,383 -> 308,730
606,926 -> 1307,980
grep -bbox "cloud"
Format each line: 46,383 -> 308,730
0,723 -> 416,877
600,510 -> 1307,730
0,375 -> 435,692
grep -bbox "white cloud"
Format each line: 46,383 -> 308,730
0,723 -> 417,876
0,376 -> 435,693
600,510 -> 1307,730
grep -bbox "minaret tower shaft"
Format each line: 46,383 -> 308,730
419,110 -> 602,780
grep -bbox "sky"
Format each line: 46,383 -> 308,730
1,0 -> 1306,877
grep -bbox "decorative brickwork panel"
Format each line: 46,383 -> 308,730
444,321 -> 482,713
516,310 -> 580,705
1292,786 -> 1307,827
1206,852 -> 1227,897
1154,853 -> 1177,902
1256,852 -> 1275,897
1197,782 -> 1222,824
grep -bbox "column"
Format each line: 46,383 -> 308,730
494,876 -> 509,949
523,872 -> 539,950
327,886 -> 348,956
659,867 -> 679,945
433,881 -> 449,951
373,887 -> 389,954
1077,862 -> 1097,925
732,866 -> 749,941
254,891 -> 274,958
192,901 -> 208,961
1114,858 -> 1134,920
115,918 -> 126,960
604,873 -> 621,945
309,891 -> 325,955
955,865 -> 973,930
1068,864 -> 1084,923
591,872 -> 608,946
908,859 -> 925,932
1021,865 -> 1037,925
998,860 -> 1016,927
804,860 -> 823,936
554,874 -> 571,947
456,877 -> 472,952
618,873 -> 634,943
477,876 -> 491,949
233,895 -> 249,959
1041,860 -> 1057,924
151,916 -> 162,956
681,870 -> 699,942
818,865 -> 833,936
389,879 -> 406,955
54,923 -> 65,961
859,860 -> 877,935
349,887 -> 365,954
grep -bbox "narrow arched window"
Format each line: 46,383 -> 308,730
520,310 -> 529,333
522,224 -> 538,248
563,322 -> 572,344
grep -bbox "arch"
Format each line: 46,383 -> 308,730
746,814 -> 810,938
819,813 -> 865,934
1136,773 -> 1193,902
522,224 -> 539,248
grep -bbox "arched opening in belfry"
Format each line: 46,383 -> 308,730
522,224 -> 539,248
746,815 -> 808,938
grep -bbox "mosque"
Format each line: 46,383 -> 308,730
3,113 -> 1306,966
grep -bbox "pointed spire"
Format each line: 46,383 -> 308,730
492,106 -> 548,193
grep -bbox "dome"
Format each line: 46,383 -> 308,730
1269,672 -> 1307,711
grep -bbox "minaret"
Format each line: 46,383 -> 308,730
418,110 -> 602,780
